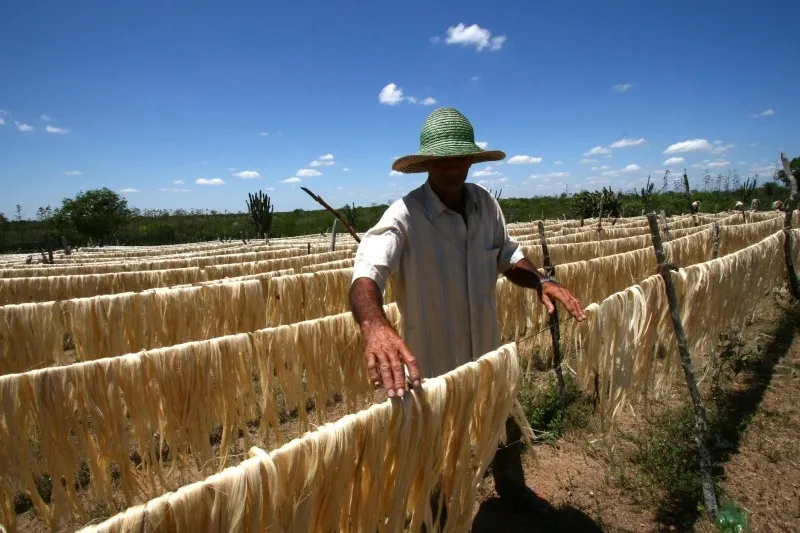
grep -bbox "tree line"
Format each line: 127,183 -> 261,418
1,162 -> 797,255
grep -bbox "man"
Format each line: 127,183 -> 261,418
349,107 -> 586,517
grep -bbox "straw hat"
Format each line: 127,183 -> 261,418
391,107 -> 506,174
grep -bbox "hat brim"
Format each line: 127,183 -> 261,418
392,142 -> 506,174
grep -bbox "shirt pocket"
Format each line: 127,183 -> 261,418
482,246 -> 501,285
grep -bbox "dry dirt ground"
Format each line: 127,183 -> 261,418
14,293 -> 800,532
471,291 -> 800,532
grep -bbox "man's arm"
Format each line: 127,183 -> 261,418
503,257 -> 587,321
486,191 -> 586,321
350,278 -> 420,398
350,208 -> 420,398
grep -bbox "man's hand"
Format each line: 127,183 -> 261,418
538,282 -> 586,321
361,320 -> 421,398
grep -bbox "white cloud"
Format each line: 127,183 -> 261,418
406,96 -> 417,104
342,167 -> 351,172
64,170 -> 83,176
591,165 -> 611,171
609,137 -> 647,149
750,164 -> 777,175
692,160 -> 730,169
751,108 -> 774,118
379,83 -> 405,105
45,125 -> 68,134
471,76 -> 480,82
420,97 -> 437,106
554,160 -> 563,165
15,121 -> 34,132
40,114 -> 51,122
579,158 -> 598,164
507,155 -> 542,164
529,172 -> 570,180
0,118 -> 4,126
663,139 -> 713,154
473,166 -> 499,177
586,179 -> 611,185
173,179 -> 185,184
711,143 -> 734,155
259,131 -> 268,136
296,169 -> 322,177
0,110 -> 8,126
584,145 -> 611,156
309,153 -> 335,167
281,177 -> 302,184
264,187 -> 275,191
196,178 -> 225,186
158,187 -> 191,193
233,170 -> 261,179
389,170 -> 402,176
476,141 -> 488,149
663,157 -> 685,166
613,83 -> 633,93
119,188 -> 139,193
599,164 -> 641,177
442,23 -> 507,52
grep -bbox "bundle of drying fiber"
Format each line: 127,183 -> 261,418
300,258 -> 356,273
674,231 -> 788,367
203,250 -> 353,280
265,268 -> 360,326
196,268 -> 295,285
0,301 -> 68,375
494,277 -> 528,342
77,343 -> 519,533
717,214 -> 795,256
0,267 -> 206,305
0,305 -> 402,530
60,279 -> 268,362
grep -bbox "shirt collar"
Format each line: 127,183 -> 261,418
422,179 -> 480,219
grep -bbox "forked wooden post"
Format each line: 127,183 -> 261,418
329,219 -> 338,252
780,152 -> 799,298
660,210 -> 672,242
646,213 -> 718,520
712,221 -> 720,260
538,221 -> 567,404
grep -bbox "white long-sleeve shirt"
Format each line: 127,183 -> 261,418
352,180 -> 524,379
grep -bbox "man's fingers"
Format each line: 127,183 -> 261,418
390,352 -> 406,397
366,351 -> 380,385
398,342 -> 421,388
541,291 -> 555,314
376,352 -> 395,397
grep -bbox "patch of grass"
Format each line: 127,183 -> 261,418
517,374 -> 594,442
629,403 -> 703,502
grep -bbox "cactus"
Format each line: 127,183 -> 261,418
246,190 -> 274,240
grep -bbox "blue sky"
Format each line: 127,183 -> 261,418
1,0 -> 798,219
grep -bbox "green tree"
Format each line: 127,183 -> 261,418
55,188 -> 132,244
776,156 -> 800,187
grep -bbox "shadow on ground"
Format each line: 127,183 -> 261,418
472,497 -> 603,532
653,300 -> 800,530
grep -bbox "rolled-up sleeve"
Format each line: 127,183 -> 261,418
352,207 -> 405,295
493,198 -> 524,273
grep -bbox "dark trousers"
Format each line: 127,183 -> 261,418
423,416 -> 526,532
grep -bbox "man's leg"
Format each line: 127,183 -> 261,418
491,416 -> 553,512
492,415 -> 527,496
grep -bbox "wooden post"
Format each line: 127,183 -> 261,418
659,210 -> 671,242
300,187 -> 361,243
596,196 -> 604,244
646,213 -> 718,520
538,221 -> 566,404
330,219 -> 338,252
780,152 -> 799,299
712,221 -> 720,260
